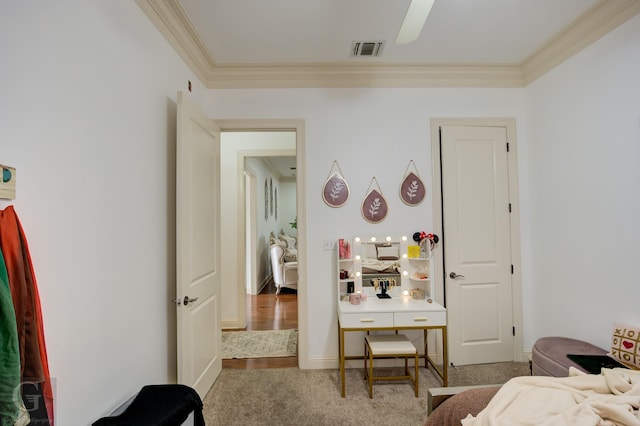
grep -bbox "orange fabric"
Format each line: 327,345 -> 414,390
0,207 -> 42,382
0,206 -> 54,425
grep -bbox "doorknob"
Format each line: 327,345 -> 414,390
183,296 -> 199,306
449,272 -> 465,279
172,296 -> 199,306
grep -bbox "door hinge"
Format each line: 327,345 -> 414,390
508,203 -> 512,213
506,142 -> 510,152
511,264 -> 514,274
512,326 -> 516,336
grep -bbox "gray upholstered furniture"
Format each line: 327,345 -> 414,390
532,336 -> 607,376
426,385 -> 501,426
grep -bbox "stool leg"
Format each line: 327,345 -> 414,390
368,351 -> 374,398
364,340 -> 367,380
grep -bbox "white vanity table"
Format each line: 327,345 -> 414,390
336,235 -> 448,397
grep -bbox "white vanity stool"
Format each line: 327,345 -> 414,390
364,334 -> 419,398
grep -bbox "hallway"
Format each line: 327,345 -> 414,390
222,281 -> 298,369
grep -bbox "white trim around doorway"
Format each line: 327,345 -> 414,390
215,119 -> 308,368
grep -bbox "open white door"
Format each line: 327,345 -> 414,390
441,125 -> 514,366
176,91 -> 221,397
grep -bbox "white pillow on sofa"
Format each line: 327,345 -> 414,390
283,248 -> 297,262
279,232 -> 297,249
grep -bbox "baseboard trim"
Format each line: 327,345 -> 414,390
256,275 -> 271,295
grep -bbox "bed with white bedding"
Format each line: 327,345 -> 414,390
426,367 -> 640,426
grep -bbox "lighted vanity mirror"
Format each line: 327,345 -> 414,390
356,236 -> 408,290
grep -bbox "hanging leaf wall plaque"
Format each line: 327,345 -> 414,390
322,161 -> 350,208
362,177 -> 388,223
400,160 -> 426,206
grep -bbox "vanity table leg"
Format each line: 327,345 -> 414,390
339,326 -> 346,397
442,326 -> 448,387
423,329 -> 429,369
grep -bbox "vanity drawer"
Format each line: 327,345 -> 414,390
394,311 -> 446,327
340,312 -> 394,328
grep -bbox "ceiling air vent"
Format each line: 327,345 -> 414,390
350,41 -> 384,57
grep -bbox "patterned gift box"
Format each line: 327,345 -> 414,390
609,323 -> 640,369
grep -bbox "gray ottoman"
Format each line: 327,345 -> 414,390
532,336 -> 607,377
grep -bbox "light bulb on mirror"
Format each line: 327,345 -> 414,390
370,237 -> 376,242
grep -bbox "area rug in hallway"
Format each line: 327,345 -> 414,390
221,329 -> 297,359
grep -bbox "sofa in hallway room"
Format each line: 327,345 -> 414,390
269,230 -> 297,294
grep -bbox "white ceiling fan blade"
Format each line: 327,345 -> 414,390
396,0 -> 435,44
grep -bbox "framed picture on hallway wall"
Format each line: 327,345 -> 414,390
269,177 -> 273,216
264,178 -> 269,221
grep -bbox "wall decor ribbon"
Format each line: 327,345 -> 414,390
400,160 -> 425,206
362,177 -> 388,224
322,160 -> 349,208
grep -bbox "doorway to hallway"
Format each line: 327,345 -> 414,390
222,282 -> 297,368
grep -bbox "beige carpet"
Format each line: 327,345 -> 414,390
221,329 -> 297,359
202,362 -> 530,426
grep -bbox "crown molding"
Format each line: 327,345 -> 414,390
207,62 -> 524,89
137,0 -> 639,89
522,0 -> 640,85
136,0 -> 215,84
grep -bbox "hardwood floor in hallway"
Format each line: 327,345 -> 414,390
222,281 -> 298,369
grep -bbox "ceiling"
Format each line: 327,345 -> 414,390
265,156 -> 296,180
137,0 -> 640,88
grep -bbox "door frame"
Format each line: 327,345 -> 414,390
215,118 -> 307,367
430,117 -> 525,363
244,166 -> 257,294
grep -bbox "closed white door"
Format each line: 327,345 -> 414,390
441,125 -> 513,365
176,91 -> 222,397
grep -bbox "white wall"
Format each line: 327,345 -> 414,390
0,2 -> 203,424
207,88 -> 528,364
279,180 -> 297,236
524,14 -> 640,350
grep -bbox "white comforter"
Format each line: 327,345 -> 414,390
462,367 -> 640,426
360,258 -> 399,273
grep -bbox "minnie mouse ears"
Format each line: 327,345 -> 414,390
413,232 -> 439,244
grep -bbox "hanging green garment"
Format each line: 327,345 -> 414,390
0,249 -> 21,425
